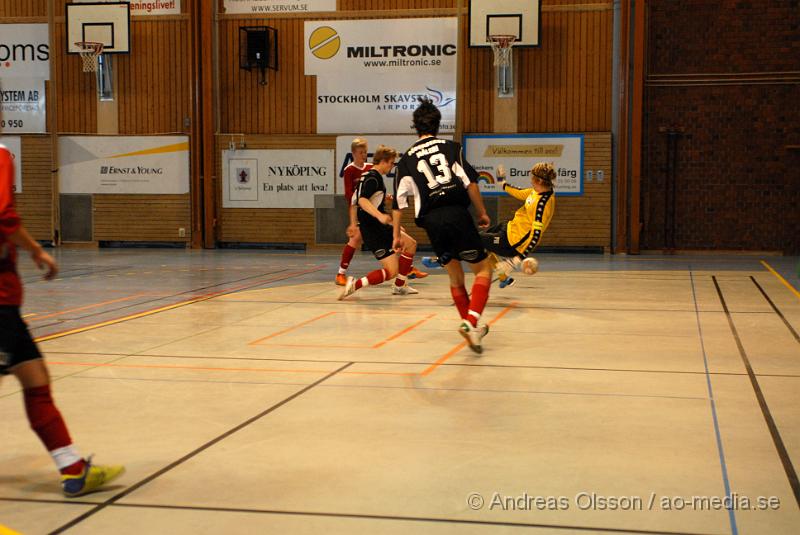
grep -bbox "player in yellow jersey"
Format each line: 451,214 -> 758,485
422,161 -> 556,288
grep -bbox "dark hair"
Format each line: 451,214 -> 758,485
372,144 -> 398,164
412,97 -> 441,136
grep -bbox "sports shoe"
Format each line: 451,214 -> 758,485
407,266 -> 429,279
458,321 -> 485,354
335,273 -> 347,286
62,457 -> 125,498
499,276 -> 516,289
421,256 -> 442,269
338,276 -> 356,300
392,284 -> 419,295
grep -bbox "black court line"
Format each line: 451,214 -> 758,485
0,497 -> 716,535
49,361 -> 354,534
713,276 -> 800,508
750,276 -> 800,344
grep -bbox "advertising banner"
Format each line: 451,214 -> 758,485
223,149 -> 334,208
0,78 -> 46,134
224,0 -> 335,14
0,136 -> 22,193
305,18 -> 457,134
71,0 -> 181,16
464,134 -> 584,196
0,24 -> 50,79
59,136 -> 190,194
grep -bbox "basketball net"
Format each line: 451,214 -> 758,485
488,35 -> 516,68
75,42 -> 104,72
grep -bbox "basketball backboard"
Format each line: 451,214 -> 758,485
66,2 -> 131,54
469,0 -> 541,47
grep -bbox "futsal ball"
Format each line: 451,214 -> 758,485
522,257 -> 538,275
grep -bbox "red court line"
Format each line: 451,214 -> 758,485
34,266 -> 325,343
28,293 -> 149,321
249,311 -> 337,345
46,360 -> 417,377
372,314 -> 436,349
419,302 -> 518,377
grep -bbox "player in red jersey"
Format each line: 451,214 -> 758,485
0,142 -> 124,497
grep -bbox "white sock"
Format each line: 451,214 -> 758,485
50,445 -> 82,470
338,267 -> 347,275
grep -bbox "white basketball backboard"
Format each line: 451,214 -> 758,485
66,2 -> 131,54
469,0 -> 541,47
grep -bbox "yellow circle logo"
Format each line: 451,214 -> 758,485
309,26 -> 340,60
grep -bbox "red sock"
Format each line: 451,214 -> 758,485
23,385 -> 85,474
355,268 -> 387,290
339,244 -> 356,270
467,275 -> 491,326
451,285 -> 470,320
394,254 -> 414,287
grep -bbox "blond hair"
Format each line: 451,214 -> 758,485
531,162 -> 556,189
351,137 -> 368,152
372,145 -> 397,164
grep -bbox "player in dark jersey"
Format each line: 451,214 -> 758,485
391,98 -> 493,353
0,142 -> 124,497
339,145 -> 420,300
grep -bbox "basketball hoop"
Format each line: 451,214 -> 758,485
75,41 -> 104,72
488,34 -> 517,68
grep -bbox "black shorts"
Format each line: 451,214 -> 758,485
421,205 -> 488,265
359,220 -> 395,261
0,306 -> 43,376
480,222 -> 522,258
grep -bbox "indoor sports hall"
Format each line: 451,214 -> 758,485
1,1 -> 798,534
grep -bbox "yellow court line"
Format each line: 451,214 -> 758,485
761,260 -> 800,301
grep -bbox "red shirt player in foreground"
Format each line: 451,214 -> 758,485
0,143 -> 124,497
392,98 -> 493,353
336,138 -> 428,286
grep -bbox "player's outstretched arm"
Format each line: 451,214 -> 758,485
8,225 -> 58,280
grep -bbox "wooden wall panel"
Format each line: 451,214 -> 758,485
0,0 -> 47,18
15,136 -> 54,241
93,195 -> 191,242
53,22 -> 98,133
117,19 -> 192,134
517,3 -> 613,132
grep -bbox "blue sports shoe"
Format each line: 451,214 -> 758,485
499,277 -> 516,289
421,256 -> 442,269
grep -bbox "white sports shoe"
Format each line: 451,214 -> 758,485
392,284 -> 419,295
458,321 -> 487,354
338,276 -> 356,300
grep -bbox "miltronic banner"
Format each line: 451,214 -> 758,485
0,78 -> 46,134
0,137 -> 22,193
59,136 -> 190,194
305,18 -> 457,134
224,0 -> 335,14
464,134 -> 584,196
223,149 -> 334,208
0,24 -> 50,79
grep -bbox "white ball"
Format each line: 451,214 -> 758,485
522,257 -> 538,275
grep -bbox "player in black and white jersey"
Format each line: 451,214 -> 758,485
391,98 -> 493,353
339,145 -> 420,300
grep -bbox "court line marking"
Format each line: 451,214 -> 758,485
49,362 -> 355,534
26,293 -> 149,321
33,267 -> 324,344
689,271 -> 737,535
713,276 -> 800,510
249,311 -> 436,350
760,260 -> 800,301
420,302 -> 518,377
750,276 -> 800,343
